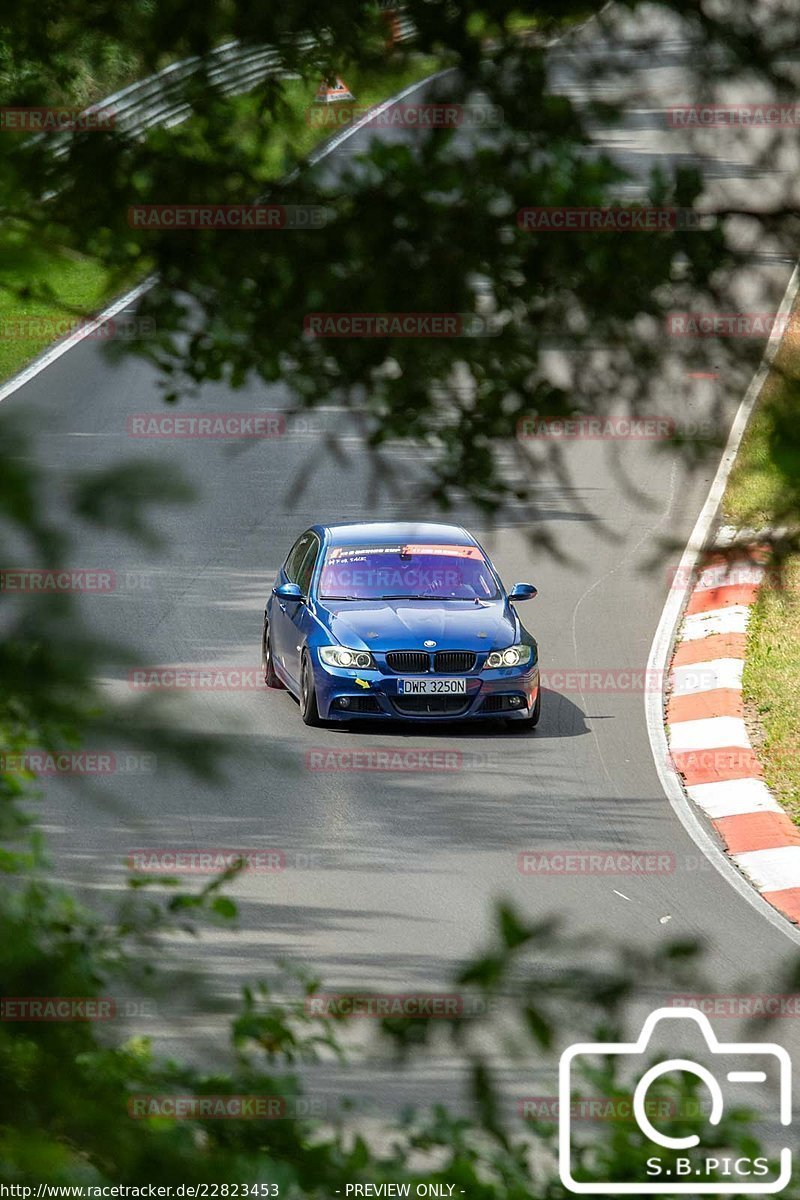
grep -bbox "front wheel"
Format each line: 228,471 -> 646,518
507,687 -> 541,731
261,620 -> 283,688
300,651 -> 323,727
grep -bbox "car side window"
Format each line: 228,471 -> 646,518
284,532 -> 314,584
295,535 -> 320,596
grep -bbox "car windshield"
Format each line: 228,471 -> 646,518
319,544 -> 499,601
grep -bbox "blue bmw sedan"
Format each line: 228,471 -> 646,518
261,522 -> 540,728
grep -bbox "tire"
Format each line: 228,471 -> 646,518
507,687 -> 541,731
300,651 -> 323,727
261,620 -> 283,688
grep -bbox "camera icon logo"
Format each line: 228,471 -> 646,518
559,1007 -> 791,1194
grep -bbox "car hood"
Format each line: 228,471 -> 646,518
316,598 -> 520,652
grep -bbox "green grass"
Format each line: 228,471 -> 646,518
229,55 -> 443,179
0,53 -> 441,385
723,311 -> 800,823
742,557 -> 800,822
725,378 -> 790,527
466,8 -> 596,39
0,233 -> 131,381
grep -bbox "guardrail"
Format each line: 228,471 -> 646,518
43,12 -> 416,157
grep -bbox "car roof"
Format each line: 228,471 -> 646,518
322,521 -> 477,548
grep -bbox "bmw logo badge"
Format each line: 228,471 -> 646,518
424,640 -> 436,648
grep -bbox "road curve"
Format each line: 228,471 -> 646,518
3,4 -> 799,1115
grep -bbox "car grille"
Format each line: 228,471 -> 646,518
480,694 -> 505,713
350,696 -> 382,713
385,650 -> 477,674
391,695 -> 471,716
385,651 -> 429,673
434,651 -> 476,673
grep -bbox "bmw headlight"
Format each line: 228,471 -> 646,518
319,646 -> 376,670
483,644 -> 533,669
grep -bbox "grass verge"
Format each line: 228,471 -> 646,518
723,310 -> 800,823
0,53 -> 441,385
0,232 -> 132,382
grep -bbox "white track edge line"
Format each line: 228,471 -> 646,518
0,69 -> 456,408
0,14 -> 596,405
9,35 -> 794,936
0,0 -> 605,407
645,260 -> 800,946
306,68 -> 457,166
0,278 -> 157,406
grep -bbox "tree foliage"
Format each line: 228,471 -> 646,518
2,0 -> 800,1185
2,0 -> 799,529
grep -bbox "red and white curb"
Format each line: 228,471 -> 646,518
666,536 -> 800,924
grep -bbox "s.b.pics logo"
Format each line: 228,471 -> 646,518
559,1008 -> 791,1194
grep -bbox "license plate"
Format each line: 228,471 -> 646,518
398,678 -> 467,695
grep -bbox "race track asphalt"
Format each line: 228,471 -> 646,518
3,3 -> 799,1120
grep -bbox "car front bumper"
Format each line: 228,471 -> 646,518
311,658 -> 540,721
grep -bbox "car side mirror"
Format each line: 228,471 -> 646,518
274,581 -> 304,601
508,582 -> 537,601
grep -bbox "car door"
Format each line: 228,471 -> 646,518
271,531 -> 316,681
279,533 -> 321,683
